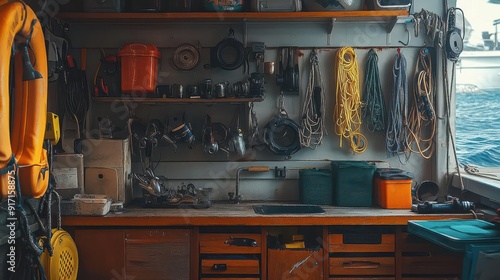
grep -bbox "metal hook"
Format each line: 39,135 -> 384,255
399,23 -> 411,46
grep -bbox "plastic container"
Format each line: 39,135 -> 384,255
74,194 -> 111,216
299,169 -> 333,205
251,0 -> 302,12
407,219 -> 500,252
118,43 -> 161,95
203,0 -> 245,11
462,243 -> 500,280
331,161 -> 376,207
83,0 -> 123,12
303,0 -> 365,11
374,168 -> 414,209
367,0 -> 411,10
128,0 -> 161,12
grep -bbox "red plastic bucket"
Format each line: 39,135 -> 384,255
118,43 -> 161,95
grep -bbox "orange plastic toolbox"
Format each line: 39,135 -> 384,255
118,43 -> 160,95
374,168 -> 414,209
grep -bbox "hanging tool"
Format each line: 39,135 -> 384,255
276,47 -> 299,94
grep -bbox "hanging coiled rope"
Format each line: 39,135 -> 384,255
408,48 -> 436,159
362,49 -> 386,133
386,49 -> 410,161
300,48 -> 326,149
333,46 -> 367,154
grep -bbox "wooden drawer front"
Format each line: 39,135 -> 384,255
399,232 -> 458,254
201,259 -> 260,275
125,229 -> 190,280
401,255 -> 463,276
400,278 -> 460,280
328,277 -> 396,280
329,234 -> 395,253
201,278 -> 260,280
200,233 -> 261,254
268,249 -> 323,280
329,257 -> 395,276
126,228 -> 190,243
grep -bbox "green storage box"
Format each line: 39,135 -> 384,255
299,169 -> 333,205
331,161 -> 376,207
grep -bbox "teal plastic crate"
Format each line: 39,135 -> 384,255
299,169 -> 333,205
407,219 -> 500,252
331,161 -> 376,207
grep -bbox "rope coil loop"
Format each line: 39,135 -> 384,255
333,47 -> 366,154
362,49 -> 386,133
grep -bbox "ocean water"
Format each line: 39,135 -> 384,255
456,89 -> 500,167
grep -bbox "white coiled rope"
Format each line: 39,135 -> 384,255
300,49 -> 326,149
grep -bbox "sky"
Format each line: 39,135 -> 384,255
456,0 -> 500,44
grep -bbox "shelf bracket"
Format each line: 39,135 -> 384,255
327,18 -> 336,46
243,18 -> 248,47
328,18 -> 336,35
386,15 -> 414,33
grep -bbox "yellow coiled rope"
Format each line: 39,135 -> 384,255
334,47 -> 367,154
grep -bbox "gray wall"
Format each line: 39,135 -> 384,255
56,0 -> 454,201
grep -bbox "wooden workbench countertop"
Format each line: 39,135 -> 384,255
61,202 -> 476,227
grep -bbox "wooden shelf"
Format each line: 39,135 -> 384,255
92,97 -> 264,104
57,10 -> 409,24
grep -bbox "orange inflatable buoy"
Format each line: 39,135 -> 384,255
0,2 -> 49,198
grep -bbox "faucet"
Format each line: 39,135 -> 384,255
229,166 -> 270,203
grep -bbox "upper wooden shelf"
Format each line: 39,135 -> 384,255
93,97 -> 264,104
57,10 -> 409,24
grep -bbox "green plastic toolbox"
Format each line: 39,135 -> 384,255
331,161 -> 376,207
299,169 -> 333,205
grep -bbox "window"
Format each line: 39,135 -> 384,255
454,0 -> 500,209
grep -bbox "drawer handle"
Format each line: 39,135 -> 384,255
211,263 -> 227,271
224,236 -> 257,247
343,261 -> 380,269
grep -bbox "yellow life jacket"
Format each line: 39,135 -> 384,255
0,1 -> 49,198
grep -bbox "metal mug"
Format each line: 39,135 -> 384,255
200,79 -> 213,99
214,82 -> 227,98
264,61 -> 275,75
172,84 -> 184,98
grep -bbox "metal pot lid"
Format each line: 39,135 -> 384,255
173,43 -> 199,70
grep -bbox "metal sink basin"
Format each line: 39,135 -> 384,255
252,204 -> 325,215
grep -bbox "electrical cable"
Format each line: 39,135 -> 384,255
407,48 -> 436,159
386,49 -> 410,161
334,47 -> 366,154
362,49 -> 386,133
300,48 -> 326,149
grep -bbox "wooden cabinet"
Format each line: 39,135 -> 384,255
268,249 -> 324,279
395,227 -> 463,280
73,229 -> 125,280
72,228 -> 193,280
125,228 -> 192,280
70,224 -> 466,280
328,226 -> 396,279
198,227 -> 264,279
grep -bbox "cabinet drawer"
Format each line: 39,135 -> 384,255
201,259 -> 260,275
328,277 -> 396,280
126,228 -> 190,243
200,233 -> 261,254
329,257 -> 395,276
329,233 -> 395,252
401,255 -> 462,276
201,278 -> 260,280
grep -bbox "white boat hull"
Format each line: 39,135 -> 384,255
456,51 -> 500,91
